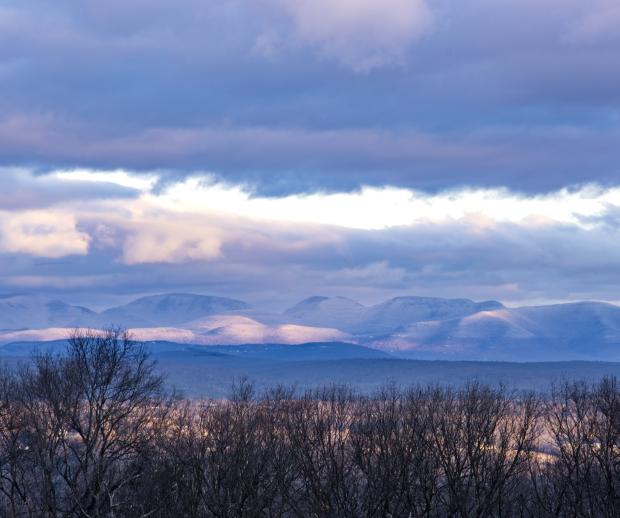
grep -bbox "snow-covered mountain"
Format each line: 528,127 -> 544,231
516,302 -> 620,344
184,314 -> 348,345
98,293 -> 251,328
279,296 -> 620,360
0,317 -> 349,347
0,295 -> 98,331
283,295 -> 504,335
284,296 -> 367,332
1,293 -> 620,360
358,296 -> 504,335
374,302 -> 620,360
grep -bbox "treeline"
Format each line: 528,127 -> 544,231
0,331 -> 618,517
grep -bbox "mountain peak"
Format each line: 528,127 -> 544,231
99,293 -> 252,327
283,296 -> 366,332
0,295 -> 96,331
285,296 -> 364,314
118,293 -> 250,309
290,296 -> 330,308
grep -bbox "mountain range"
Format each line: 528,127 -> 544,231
1,293 -> 620,361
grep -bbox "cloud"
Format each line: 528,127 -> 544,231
1,274 -> 113,289
3,169 -> 620,309
51,169 -> 157,191
325,262 -> 407,289
568,0 -> 620,44
3,118 -> 620,194
121,219 -> 223,264
148,174 -> 620,231
1,1 -> 620,192
0,167 -> 139,210
3,2 -> 620,307
0,210 -> 90,258
264,0 -> 433,71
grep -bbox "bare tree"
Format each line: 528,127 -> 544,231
349,384 -> 441,517
591,376 -> 620,515
0,367 -> 35,516
13,329 -> 168,517
283,385 -> 363,518
427,383 -> 539,517
0,334 -> 617,518
531,378 -> 620,518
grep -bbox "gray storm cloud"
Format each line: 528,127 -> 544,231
0,0 -> 619,192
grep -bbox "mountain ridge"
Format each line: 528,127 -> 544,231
1,293 -> 619,361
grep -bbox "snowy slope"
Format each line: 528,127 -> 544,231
98,293 -> 251,328
373,303 -> 620,360
0,316 -> 349,347
284,296 -> 367,332
2,292 -> 620,361
359,296 -> 504,335
284,295 -> 504,335
185,314 -> 349,344
0,295 -> 98,331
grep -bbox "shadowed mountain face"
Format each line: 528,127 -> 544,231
284,296 -> 367,332
98,293 -> 251,328
283,295 -> 505,335
374,303 -> 620,361
347,296 -> 504,335
0,295 -> 97,331
1,293 -> 620,361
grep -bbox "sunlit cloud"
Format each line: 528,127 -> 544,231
1,0 -> 620,311
79,170 -> 620,231
3,168 -> 620,307
0,210 -> 90,258
120,219 -> 223,264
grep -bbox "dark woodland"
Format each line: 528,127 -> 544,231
0,330 -> 618,517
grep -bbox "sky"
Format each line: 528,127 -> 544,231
1,0 -> 620,310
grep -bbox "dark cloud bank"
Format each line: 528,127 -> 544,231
0,0 -> 619,193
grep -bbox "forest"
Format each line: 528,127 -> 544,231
0,330 -> 617,517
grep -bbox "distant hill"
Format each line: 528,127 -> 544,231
354,296 -> 504,335
284,296 -> 366,331
1,292 -> 620,361
381,302 -> 620,361
0,339 -> 388,362
98,293 -> 251,327
283,295 -> 504,334
0,295 -> 98,331
2,338 -> 619,397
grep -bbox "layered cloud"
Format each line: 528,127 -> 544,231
2,1 -> 620,306
0,168 -> 138,210
1,1 -> 619,192
2,168 -> 620,308
0,119 -> 618,193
